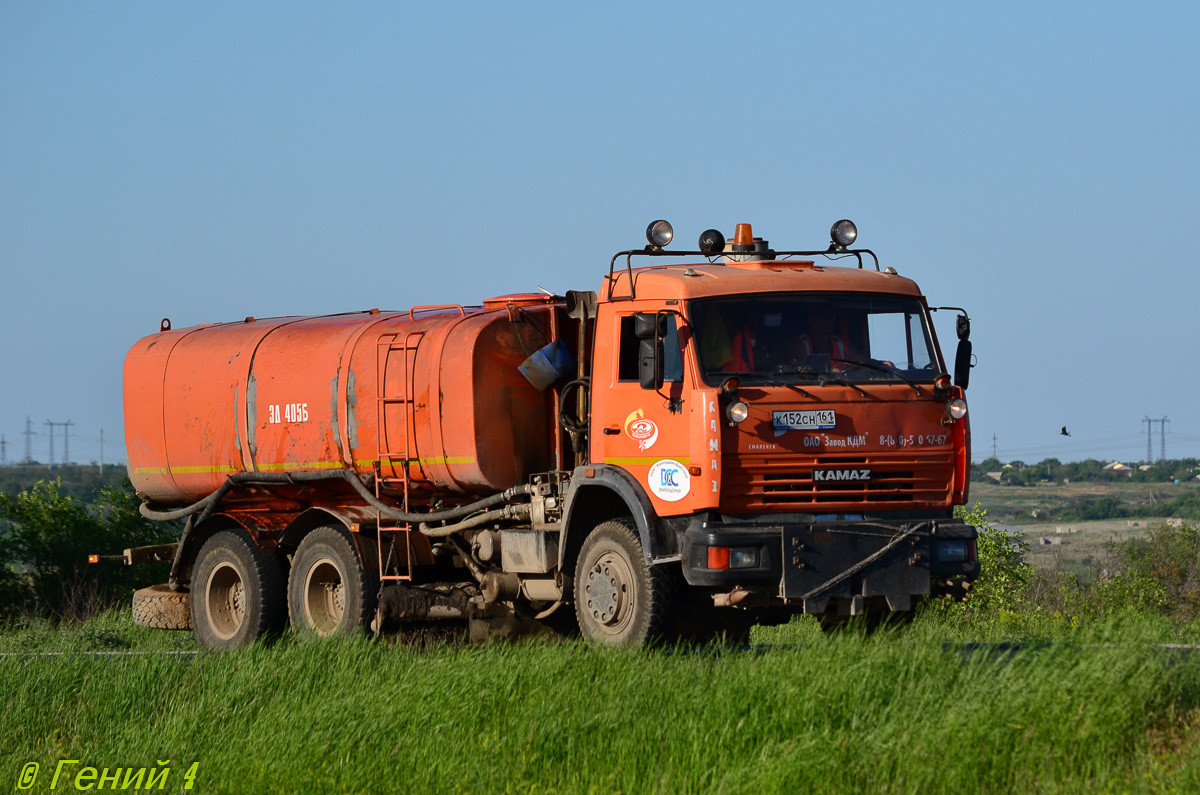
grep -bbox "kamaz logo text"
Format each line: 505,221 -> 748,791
812,468 -> 872,482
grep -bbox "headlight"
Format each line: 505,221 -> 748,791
947,398 -> 967,420
730,547 -> 759,569
936,540 -> 969,562
726,401 -> 750,424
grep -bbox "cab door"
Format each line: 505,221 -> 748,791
590,308 -> 697,516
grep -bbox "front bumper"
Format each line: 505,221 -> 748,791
680,516 -> 979,612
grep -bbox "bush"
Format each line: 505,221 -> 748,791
0,478 -> 180,621
959,502 -> 1033,613
920,503 -> 1034,622
1098,521 -> 1200,620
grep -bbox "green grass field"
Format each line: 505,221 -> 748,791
4,481 -> 1200,792
3,612 -> 1199,793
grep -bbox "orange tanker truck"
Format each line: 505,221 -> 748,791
114,220 -> 979,649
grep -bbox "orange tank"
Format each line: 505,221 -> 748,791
124,295 -> 567,508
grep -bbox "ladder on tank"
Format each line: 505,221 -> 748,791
372,305 -> 467,582
373,329 -> 426,582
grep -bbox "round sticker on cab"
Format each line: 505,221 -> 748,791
647,459 -> 690,502
629,418 -> 658,450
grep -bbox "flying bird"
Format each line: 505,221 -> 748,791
1061,427 -> 1071,437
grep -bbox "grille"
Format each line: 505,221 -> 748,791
722,450 -> 953,513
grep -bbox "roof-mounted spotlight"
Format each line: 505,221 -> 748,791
698,228 -> 726,256
829,219 -> 858,252
646,220 -> 674,250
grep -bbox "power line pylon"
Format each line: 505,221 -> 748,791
44,420 -> 55,468
62,420 -> 73,465
23,417 -> 36,464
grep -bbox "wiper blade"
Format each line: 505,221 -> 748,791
783,384 -> 819,400
832,358 -> 925,396
818,373 -> 870,397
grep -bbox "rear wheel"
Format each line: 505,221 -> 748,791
287,526 -> 377,637
190,530 -> 285,651
574,520 -> 675,647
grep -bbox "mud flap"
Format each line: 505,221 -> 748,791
780,525 -> 930,613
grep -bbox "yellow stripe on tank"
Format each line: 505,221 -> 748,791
133,456 -> 477,476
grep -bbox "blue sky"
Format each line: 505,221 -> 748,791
2,1 -> 1198,467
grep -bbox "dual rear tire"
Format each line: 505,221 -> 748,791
286,526 -> 377,638
190,530 -> 286,651
188,526 -> 375,650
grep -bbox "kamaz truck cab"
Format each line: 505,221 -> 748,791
566,220 -> 978,640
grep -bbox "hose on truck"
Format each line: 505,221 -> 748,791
418,504 -> 532,537
140,470 -> 533,526
143,470 -> 534,589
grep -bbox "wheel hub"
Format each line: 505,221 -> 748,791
585,560 -> 626,626
304,557 -> 345,635
205,561 -> 246,641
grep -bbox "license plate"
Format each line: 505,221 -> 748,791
772,409 -> 836,430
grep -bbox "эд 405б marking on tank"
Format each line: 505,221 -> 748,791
100,219 -> 980,649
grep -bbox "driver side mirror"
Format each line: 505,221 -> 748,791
634,312 -> 667,340
634,312 -> 666,390
639,338 -> 664,390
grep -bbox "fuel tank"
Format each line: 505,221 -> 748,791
124,295 -> 565,507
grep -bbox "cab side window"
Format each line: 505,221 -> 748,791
618,314 -> 682,382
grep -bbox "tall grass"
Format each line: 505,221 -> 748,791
3,617 -> 1199,793
4,503 -> 1200,792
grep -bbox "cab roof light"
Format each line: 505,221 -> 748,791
698,229 -> 726,255
732,223 -> 755,250
830,219 -> 858,251
646,220 -> 674,250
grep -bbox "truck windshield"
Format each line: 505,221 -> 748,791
689,293 -> 940,386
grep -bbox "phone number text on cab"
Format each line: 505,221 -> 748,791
879,434 -> 949,447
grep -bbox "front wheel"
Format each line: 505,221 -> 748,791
573,520 -> 676,647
